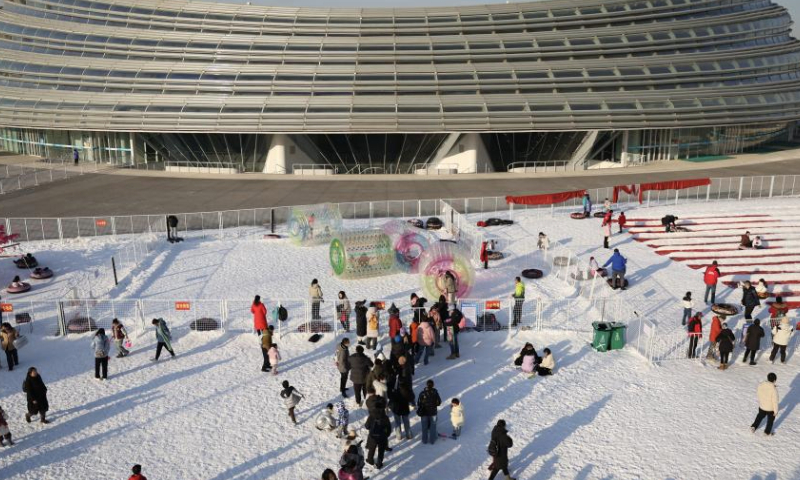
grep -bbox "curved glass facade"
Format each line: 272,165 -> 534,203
0,0 -> 797,171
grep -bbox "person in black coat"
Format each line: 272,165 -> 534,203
389,386 -> 412,440
22,367 -> 49,424
365,410 -> 392,469
348,345 -> 373,406
354,301 -> 368,345
716,323 -> 736,369
742,319 -> 765,365
488,419 -> 516,480
514,343 -> 539,366
741,281 -> 761,320
394,355 -> 415,406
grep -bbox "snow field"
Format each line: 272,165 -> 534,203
0,197 -> 799,479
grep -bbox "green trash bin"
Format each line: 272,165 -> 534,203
592,322 -> 612,352
609,322 -> 627,350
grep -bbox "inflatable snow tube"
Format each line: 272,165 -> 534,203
607,278 -> 630,288
406,219 -> 424,229
30,267 -> 53,279
14,258 -> 38,269
67,316 -> 96,333
593,212 -> 606,218
190,318 -> 220,331
570,212 -> 588,220
477,221 -> 486,227
419,243 -> 475,299
487,251 -> 504,260
712,303 -> 739,316
521,269 -> 543,279
757,292 -> 769,300
425,217 -> 443,230
393,230 -> 432,273
6,282 -> 31,293
330,230 -> 395,279
298,320 -> 333,333
553,256 -> 576,267
484,218 -> 514,227
287,203 -> 342,246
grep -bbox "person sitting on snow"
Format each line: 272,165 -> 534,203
532,348 -> 555,377
315,403 -> 337,431
770,296 -> 789,322
755,279 -> 769,299
739,231 -> 753,249
752,236 -> 763,249
10,275 -> 24,288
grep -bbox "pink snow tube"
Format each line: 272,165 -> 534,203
6,282 -> 31,294
418,243 -> 475,299
394,230 -> 431,273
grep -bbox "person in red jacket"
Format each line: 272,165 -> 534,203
480,241 -> 489,270
128,464 -> 147,480
388,304 -> 403,340
703,261 -> 721,305
617,212 -> 627,233
706,314 -> 724,360
687,312 -> 703,359
251,295 -> 268,335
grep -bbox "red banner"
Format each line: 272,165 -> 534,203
0,303 -> 12,312
175,301 -> 191,311
506,189 -> 586,206
612,185 -> 637,203
639,178 -> 711,203
95,219 -> 108,227
485,300 -> 501,310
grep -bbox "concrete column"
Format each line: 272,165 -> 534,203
264,133 -> 287,173
428,133 -> 492,174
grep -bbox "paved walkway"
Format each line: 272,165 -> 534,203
1,149 -> 799,217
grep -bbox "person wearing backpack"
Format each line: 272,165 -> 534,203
336,338 -> 351,397
415,320 -> 435,366
151,318 -> 175,361
280,380 -> 304,425
365,409 -> 392,470
742,318 -> 765,365
91,328 -> 111,380
309,279 -> 324,321
487,419 -> 516,480
769,317 -> 794,364
111,318 -> 130,358
417,379 -> 442,444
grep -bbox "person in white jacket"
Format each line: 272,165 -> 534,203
751,373 -> 779,436
366,306 -> 380,351
532,348 -> 555,377
769,317 -> 794,364
681,292 -> 693,326
315,403 -> 337,431
450,398 -> 464,439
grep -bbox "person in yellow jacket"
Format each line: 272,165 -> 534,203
751,372 -> 779,436
511,277 -> 525,327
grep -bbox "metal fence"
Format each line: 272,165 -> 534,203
0,159 -> 109,195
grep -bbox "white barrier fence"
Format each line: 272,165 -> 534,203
3,175 -> 798,244
0,159 -> 109,195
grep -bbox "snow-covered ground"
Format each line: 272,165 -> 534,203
1,197 -> 799,479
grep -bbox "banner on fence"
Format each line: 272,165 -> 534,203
461,302 -> 478,329
505,189 -> 586,206
638,178 -> 711,203
175,301 -> 191,311
1,303 -> 12,312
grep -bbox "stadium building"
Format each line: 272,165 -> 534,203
0,0 -> 798,173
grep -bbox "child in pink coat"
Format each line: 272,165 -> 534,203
268,344 -> 281,375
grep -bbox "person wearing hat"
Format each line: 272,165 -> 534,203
716,322 -> 736,370
751,373 -> 779,436
686,312 -> 703,359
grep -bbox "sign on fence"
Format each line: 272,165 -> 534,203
1,303 -> 12,312
461,302 -> 478,329
485,300 -> 502,310
175,301 -> 191,311
95,219 -> 107,227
